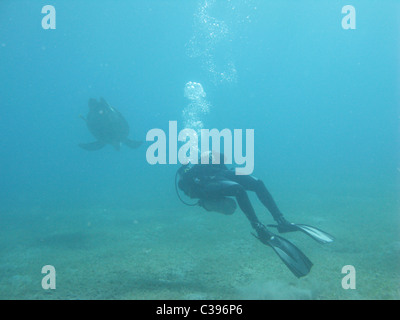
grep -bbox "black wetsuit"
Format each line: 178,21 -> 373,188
177,161 -> 334,278
178,163 -> 286,230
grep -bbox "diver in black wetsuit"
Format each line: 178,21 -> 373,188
176,152 -> 334,278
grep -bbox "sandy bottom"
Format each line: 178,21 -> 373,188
0,193 -> 399,300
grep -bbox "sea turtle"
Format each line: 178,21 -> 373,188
79,97 -> 142,151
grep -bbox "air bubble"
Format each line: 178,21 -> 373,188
184,81 -> 206,100
182,81 -> 210,135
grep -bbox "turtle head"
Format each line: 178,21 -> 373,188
88,98 -> 111,116
88,98 -> 98,110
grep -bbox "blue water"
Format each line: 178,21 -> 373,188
0,0 -> 399,300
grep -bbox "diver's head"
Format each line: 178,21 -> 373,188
200,151 -> 226,165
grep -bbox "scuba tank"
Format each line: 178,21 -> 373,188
175,165 -> 237,215
199,197 -> 237,215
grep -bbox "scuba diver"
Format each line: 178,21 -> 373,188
175,152 -> 334,278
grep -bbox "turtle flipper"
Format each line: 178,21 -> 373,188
124,139 -> 143,149
79,141 -> 106,151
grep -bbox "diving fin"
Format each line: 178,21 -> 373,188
79,141 -> 106,151
252,224 -> 313,278
124,139 -> 143,149
268,222 -> 334,244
